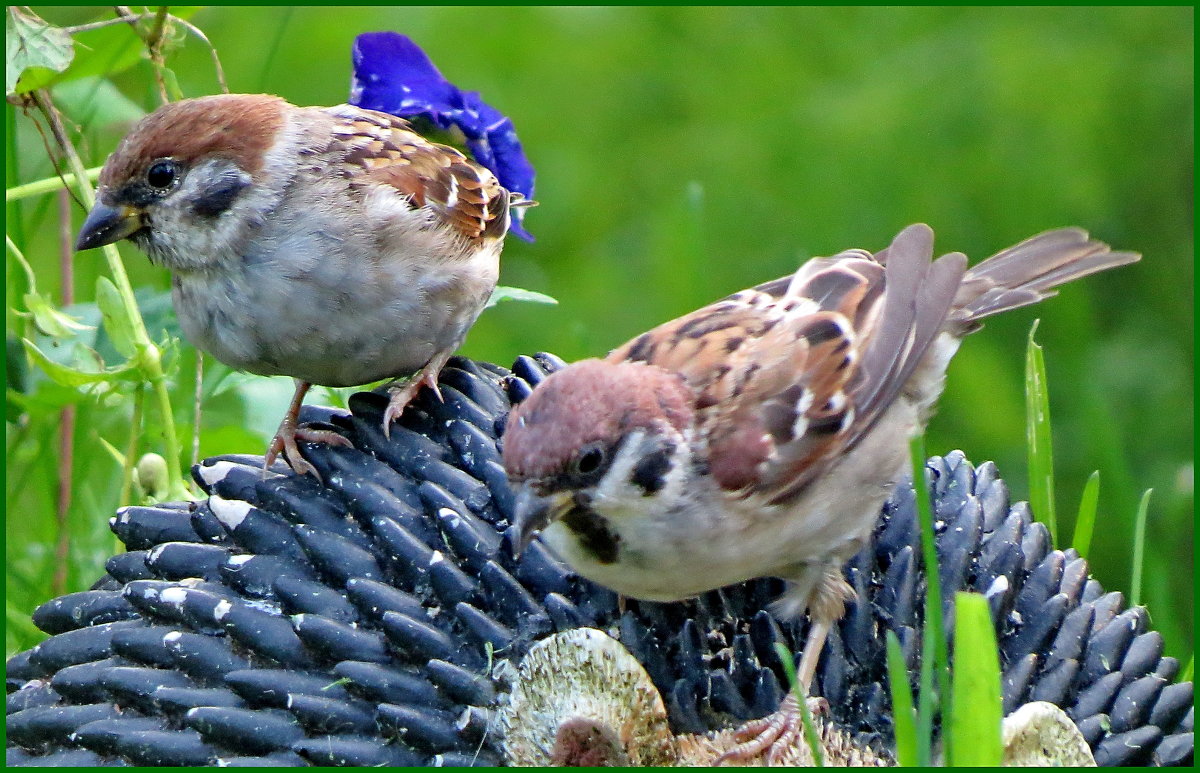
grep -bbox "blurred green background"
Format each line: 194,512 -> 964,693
7,7 -> 1193,662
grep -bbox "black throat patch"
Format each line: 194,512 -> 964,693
561,505 -> 620,565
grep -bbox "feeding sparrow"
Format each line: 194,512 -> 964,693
76,94 -> 517,477
502,223 -> 1138,762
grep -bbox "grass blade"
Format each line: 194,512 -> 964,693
885,631 -> 919,766
909,433 -> 950,764
1130,488 -> 1153,606
1025,320 -> 1057,544
1180,655 -> 1193,684
948,592 -> 1003,766
916,623 -> 935,766
772,642 -> 824,766
1072,470 -> 1100,558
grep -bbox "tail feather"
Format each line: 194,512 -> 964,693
951,228 -> 1140,327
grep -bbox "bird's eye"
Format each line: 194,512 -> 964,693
574,445 -> 606,476
145,159 -> 180,190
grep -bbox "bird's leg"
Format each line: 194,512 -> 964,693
714,568 -> 852,765
382,351 -> 453,436
264,378 -> 352,479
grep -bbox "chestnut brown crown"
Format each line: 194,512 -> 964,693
98,94 -> 287,189
502,359 -> 694,484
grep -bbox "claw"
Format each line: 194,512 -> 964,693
714,576 -> 843,765
382,352 -> 452,438
264,379 -> 352,480
714,693 -> 827,765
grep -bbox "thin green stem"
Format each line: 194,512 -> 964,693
192,352 -> 203,470
5,235 -> 38,289
118,384 -> 146,510
30,89 -> 191,501
52,187 -> 77,597
5,167 -> 104,202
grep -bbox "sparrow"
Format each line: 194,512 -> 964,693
502,223 -> 1139,762
76,94 -> 516,477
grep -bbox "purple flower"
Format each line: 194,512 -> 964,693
350,31 -> 535,241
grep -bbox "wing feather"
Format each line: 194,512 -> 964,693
323,105 -> 511,241
610,224 -> 967,505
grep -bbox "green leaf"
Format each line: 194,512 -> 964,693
22,292 -> 94,338
51,18 -> 145,87
37,8 -> 203,92
1072,470 -> 1100,558
910,433 -> 950,765
885,630 -> 919,766
6,7 -> 75,94
1024,320 -> 1057,544
52,76 -> 145,129
771,642 -> 824,766
484,285 -> 558,310
1130,488 -> 1153,606
95,277 -> 138,359
22,339 -> 134,387
948,592 -> 1003,766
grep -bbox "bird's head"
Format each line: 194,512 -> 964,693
75,94 -> 290,272
502,359 -> 695,558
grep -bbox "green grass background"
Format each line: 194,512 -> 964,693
7,7 -> 1193,663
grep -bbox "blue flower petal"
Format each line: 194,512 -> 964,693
351,31 -> 535,240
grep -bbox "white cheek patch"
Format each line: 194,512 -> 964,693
592,431 -> 646,506
591,430 -> 692,514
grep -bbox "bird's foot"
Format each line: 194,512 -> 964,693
382,358 -> 448,436
713,693 -> 828,765
265,421 -> 352,480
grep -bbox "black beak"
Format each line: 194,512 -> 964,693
76,202 -> 143,251
511,482 -> 554,557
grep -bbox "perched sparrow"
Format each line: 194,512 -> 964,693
76,94 -> 516,477
503,223 -> 1138,761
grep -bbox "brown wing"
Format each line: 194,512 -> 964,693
610,224 -> 967,505
323,104 -> 510,241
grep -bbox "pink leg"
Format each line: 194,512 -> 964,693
382,351 -> 452,436
264,379 -> 352,479
713,569 -> 851,765
713,631 -> 830,765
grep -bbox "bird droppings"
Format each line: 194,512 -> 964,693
6,355 -> 1193,767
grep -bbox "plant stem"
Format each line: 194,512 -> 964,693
119,5 -> 171,104
118,383 -> 146,547
6,167 -> 104,202
53,188 -> 76,596
30,89 -> 191,501
192,352 -> 203,470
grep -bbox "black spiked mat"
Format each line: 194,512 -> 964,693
6,355 -> 1193,766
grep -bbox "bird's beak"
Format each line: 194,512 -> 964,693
75,202 -> 143,251
511,483 -> 566,557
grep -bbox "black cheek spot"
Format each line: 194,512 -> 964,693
562,507 -> 620,564
191,172 -> 251,217
630,446 -> 673,495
